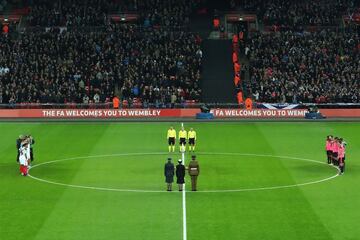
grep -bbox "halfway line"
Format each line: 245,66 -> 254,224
182,151 -> 187,240
181,122 -> 187,240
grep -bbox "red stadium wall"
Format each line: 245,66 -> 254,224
0,108 -> 359,119
319,109 -> 360,118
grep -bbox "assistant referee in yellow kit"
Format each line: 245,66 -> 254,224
167,126 -> 176,152
188,128 -> 197,152
178,127 -> 187,152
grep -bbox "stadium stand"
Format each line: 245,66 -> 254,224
27,0 -> 112,27
0,24 -> 202,105
1,0 -> 359,106
225,0 -> 360,104
27,0 -> 197,27
247,29 -> 360,103
0,0 -> 203,106
239,0 -> 352,29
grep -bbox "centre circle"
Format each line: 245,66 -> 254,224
28,152 -> 339,193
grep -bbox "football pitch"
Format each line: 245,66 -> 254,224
0,121 -> 359,240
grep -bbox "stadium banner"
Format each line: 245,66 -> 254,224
210,109 -> 307,118
0,109 -> 199,118
0,108 -> 359,119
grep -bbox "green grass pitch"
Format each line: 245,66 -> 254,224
0,122 -> 359,240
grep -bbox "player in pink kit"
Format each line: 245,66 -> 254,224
338,138 -> 346,174
332,137 -> 339,166
325,136 -> 332,164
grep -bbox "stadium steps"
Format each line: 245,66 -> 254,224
238,54 -> 251,99
201,39 -> 237,103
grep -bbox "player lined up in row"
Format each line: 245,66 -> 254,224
16,135 -> 35,176
167,126 -> 197,153
325,136 -> 347,175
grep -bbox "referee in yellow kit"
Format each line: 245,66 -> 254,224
178,127 -> 187,152
188,128 -> 197,152
167,126 -> 176,152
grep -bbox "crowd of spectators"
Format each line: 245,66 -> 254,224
8,0 -> 360,107
237,0 -> 355,28
27,0 -> 114,27
0,0 -> 203,106
0,24 -> 202,105
247,29 -> 360,103
27,0 -> 199,28
137,0 -> 197,28
0,28 -> 115,104
111,24 -> 202,107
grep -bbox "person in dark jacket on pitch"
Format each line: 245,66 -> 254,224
164,158 -> 175,191
176,159 -> 185,191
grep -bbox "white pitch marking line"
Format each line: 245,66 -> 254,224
182,150 -> 187,240
27,152 -> 340,193
181,122 -> 187,240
